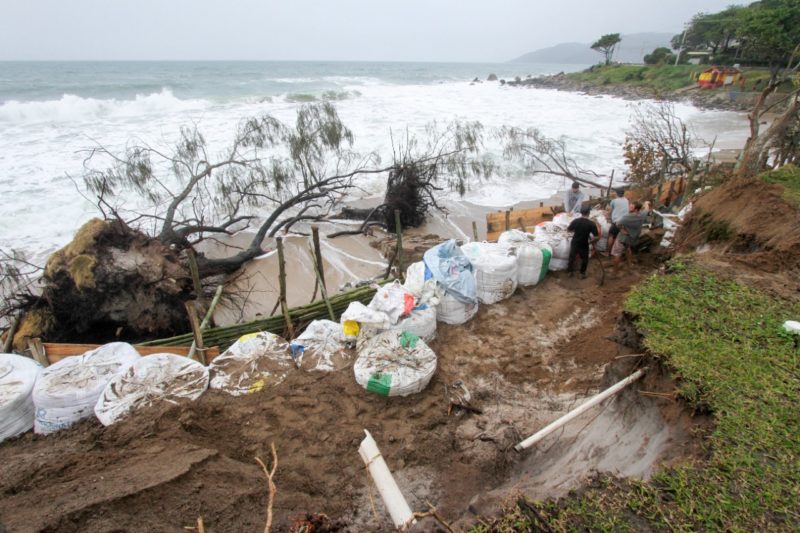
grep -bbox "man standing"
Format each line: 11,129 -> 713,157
567,205 -> 599,279
611,201 -> 650,277
563,181 -> 586,215
606,188 -> 629,254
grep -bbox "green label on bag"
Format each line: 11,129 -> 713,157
399,331 -> 420,349
367,373 -> 392,396
539,248 -> 552,282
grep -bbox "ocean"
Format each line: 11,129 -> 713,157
0,61 -> 748,263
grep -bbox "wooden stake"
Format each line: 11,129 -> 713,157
184,301 -> 207,365
472,220 -> 479,241
310,225 -> 326,303
504,210 -> 511,231
307,243 -> 336,321
276,237 -> 295,339
26,337 -> 48,367
186,248 -> 205,310
606,169 -> 615,199
681,160 -> 700,207
656,157 -> 667,207
394,210 -> 404,282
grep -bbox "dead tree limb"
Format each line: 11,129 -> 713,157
255,443 -> 279,533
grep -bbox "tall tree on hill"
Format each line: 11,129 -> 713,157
591,33 -> 621,65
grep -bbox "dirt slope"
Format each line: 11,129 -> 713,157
0,258 -> 694,533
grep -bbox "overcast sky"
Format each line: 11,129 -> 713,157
0,0 -> 747,62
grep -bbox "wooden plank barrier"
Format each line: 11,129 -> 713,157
42,342 -> 221,366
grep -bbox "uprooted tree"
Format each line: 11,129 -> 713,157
623,101 -> 699,187
5,103 -> 489,345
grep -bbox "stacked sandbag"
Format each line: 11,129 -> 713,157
208,332 -> 294,395
353,331 -> 437,397
33,342 -> 141,434
498,230 -> 552,286
402,261 -> 442,307
367,281 -> 415,324
461,242 -> 518,304
0,354 -> 42,442
437,292 -> 479,325
290,320 -> 350,372
424,240 -> 479,325
95,353 -> 209,426
533,221 -> 572,271
340,301 -> 392,348
391,304 -> 437,343
589,209 -> 612,253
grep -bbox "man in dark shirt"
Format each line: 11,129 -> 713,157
567,205 -> 599,278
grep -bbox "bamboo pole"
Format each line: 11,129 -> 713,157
188,285 -> 224,361
514,369 -> 646,451
307,243 -> 336,321
394,209 -> 404,282
184,302 -> 207,365
472,221 -> 479,242
276,237 -> 295,339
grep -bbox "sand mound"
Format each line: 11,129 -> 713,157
0,262 -> 700,532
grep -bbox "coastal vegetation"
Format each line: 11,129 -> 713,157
590,33 -> 621,66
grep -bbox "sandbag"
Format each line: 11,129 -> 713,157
391,304 -> 437,343
422,240 -> 477,304
209,332 -> 294,395
533,222 -> 572,271
33,342 -> 141,434
353,331 -> 437,397
437,290 -> 479,325
368,281 -> 415,324
0,354 -> 42,442
290,320 -> 351,372
95,353 -> 209,426
497,230 -> 552,286
340,301 -> 392,346
590,209 -> 611,253
402,262 -> 442,306
460,242 -> 518,304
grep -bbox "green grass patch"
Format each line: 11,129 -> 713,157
565,65 -> 782,94
760,164 -> 800,208
472,260 -> 800,531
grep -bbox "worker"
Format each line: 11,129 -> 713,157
611,201 -> 651,277
563,181 -> 586,215
605,188 -> 629,255
567,205 -> 599,279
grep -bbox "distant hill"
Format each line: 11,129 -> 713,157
512,32 -> 674,65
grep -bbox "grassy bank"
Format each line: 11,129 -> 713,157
760,164 -> 800,208
475,260 -> 800,531
565,64 -> 775,93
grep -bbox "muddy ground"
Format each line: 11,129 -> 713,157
0,250 -> 700,533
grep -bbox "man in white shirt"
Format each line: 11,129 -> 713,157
606,188 -> 629,255
563,181 -> 586,215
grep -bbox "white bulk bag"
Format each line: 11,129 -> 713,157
533,222 -> 572,271
461,242 -> 518,304
590,209 -> 612,253
354,331 -> 437,397
0,354 -> 42,442
402,262 -> 442,306
498,230 -> 552,286
291,320 -> 351,372
368,281 -> 415,324
33,342 -> 141,434
391,305 -> 437,343
437,291 -> 479,325
209,332 -> 294,395
341,301 -> 392,346
95,353 -> 209,426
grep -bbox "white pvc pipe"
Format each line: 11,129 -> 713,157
514,368 -> 646,452
358,429 -> 416,529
